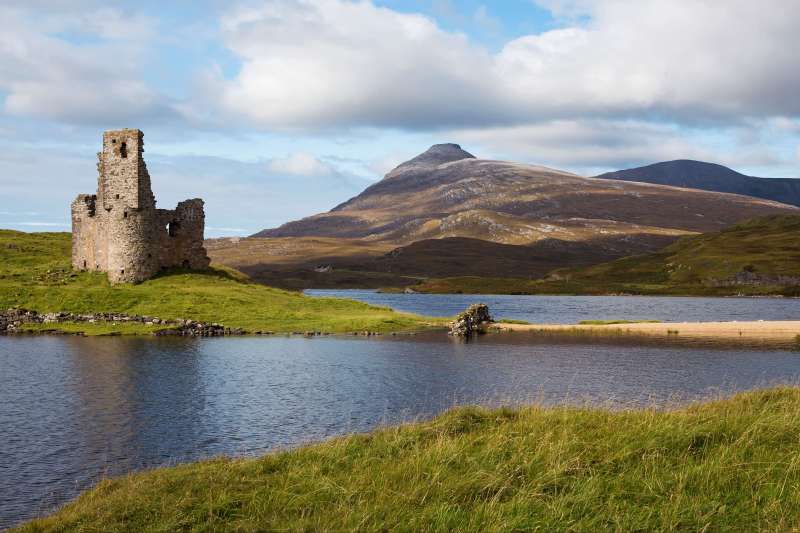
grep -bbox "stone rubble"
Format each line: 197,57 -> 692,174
0,308 -> 244,337
449,303 -> 493,337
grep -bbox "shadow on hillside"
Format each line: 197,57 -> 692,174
148,266 -> 245,283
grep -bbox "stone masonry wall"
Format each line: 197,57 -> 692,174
156,199 -> 211,270
71,129 -> 210,284
71,194 -> 100,271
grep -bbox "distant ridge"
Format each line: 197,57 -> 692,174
595,160 -> 800,207
254,147 -> 796,256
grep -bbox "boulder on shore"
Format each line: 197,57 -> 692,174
449,304 -> 493,337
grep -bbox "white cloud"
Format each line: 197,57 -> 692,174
212,0 -> 800,129
4,0 -> 799,137
453,119 -> 711,174
216,0 -> 501,129
452,118 -> 795,176
0,0 -> 797,211
0,5 -> 171,124
497,0 -> 800,120
264,152 -> 335,177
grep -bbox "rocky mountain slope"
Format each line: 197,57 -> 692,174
214,146 -> 799,290
596,160 -> 800,207
255,145 -> 796,250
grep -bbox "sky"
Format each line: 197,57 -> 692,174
1,0 -> 799,236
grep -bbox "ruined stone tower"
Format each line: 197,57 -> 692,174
71,129 -> 210,284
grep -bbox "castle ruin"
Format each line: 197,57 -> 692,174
71,129 -> 210,284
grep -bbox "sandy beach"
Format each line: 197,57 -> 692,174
491,320 -> 800,345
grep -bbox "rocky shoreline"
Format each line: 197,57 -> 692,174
0,308 -> 420,337
0,308 -> 244,337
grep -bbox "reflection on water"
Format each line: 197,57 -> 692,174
2,334 -> 800,528
305,290 -> 800,323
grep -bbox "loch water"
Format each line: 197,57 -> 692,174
305,290 -> 800,323
1,294 -> 799,529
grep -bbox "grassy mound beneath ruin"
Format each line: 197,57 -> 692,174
0,230 -> 438,334
15,387 -> 800,532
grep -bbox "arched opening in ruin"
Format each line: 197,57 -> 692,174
123,211 -> 128,218
182,260 -> 190,268
83,260 -> 87,269
168,220 -> 180,237
120,142 -> 128,158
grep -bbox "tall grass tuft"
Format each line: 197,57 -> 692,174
15,387 -> 800,532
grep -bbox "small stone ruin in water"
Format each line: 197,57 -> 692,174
449,304 -> 493,337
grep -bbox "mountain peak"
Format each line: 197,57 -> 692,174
420,143 -> 474,159
390,143 -> 475,175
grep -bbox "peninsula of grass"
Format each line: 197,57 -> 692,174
15,387 -> 800,532
0,230 -> 440,334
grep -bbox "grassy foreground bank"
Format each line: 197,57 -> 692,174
16,387 -> 800,532
0,230 -> 437,334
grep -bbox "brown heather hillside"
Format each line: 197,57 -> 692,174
255,144 -> 795,244
410,215 -> 800,296
206,233 -> 682,290
209,145 -> 797,289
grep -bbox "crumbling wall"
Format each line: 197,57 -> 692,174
70,129 -> 210,284
157,200 -> 211,269
71,194 -> 101,271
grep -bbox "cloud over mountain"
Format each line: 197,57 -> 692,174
3,0 -> 799,134
0,0 -> 798,233
213,0 -> 800,129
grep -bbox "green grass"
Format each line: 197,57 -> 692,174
412,215 -> 800,296
578,319 -> 661,325
0,230 -> 441,334
15,387 -> 800,532
497,318 -> 532,325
